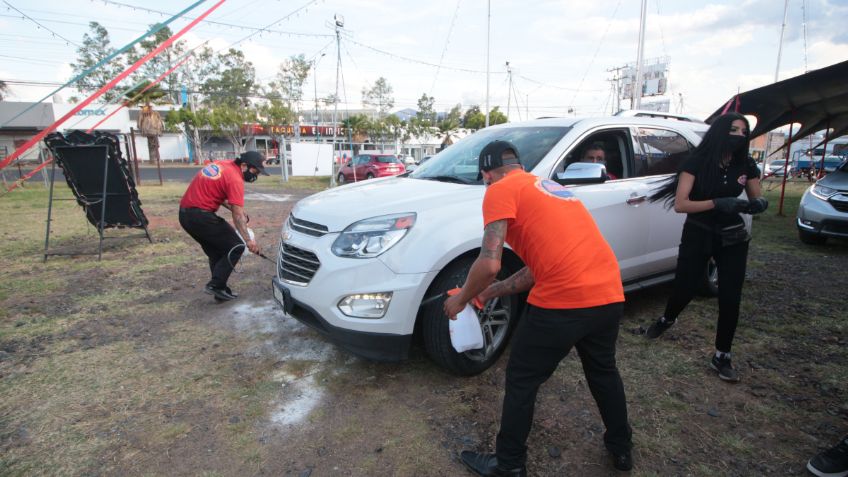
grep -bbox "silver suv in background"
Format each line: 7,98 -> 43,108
797,159 -> 848,244
272,115 -> 748,375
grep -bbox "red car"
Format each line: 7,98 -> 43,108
337,154 -> 406,183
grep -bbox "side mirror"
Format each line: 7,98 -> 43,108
555,162 -> 608,185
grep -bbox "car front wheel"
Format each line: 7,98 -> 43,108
420,257 -> 519,376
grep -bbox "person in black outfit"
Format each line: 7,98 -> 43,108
644,112 -> 768,382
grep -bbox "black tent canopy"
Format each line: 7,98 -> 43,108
706,59 -> 848,146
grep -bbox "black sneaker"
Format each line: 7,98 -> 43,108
610,450 -> 632,471
224,286 -> 238,298
645,317 -> 675,339
204,285 -> 236,302
710,354 -> 740,382
808,436 -> 848,477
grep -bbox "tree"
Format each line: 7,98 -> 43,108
462,105 -> 481,128
438,104 -> 463,146
125,25 -> 187,105
200,49 -> 256,108
70,22 -> 125,102
205,105 -> 257,154
416,93 -> 436,124
361,77 -> 394,118
342,114 -> 370,153
124,81 -> 168,164
272,54 -> 311,112
0,80 -> 8,101
488,106 -> 508,126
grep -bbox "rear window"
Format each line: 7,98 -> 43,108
376,156 -> 401,163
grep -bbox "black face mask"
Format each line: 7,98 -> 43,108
243,170 -> 258,183
724,135 -> 746,154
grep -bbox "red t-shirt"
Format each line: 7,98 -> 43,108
482,170 -> 624,309
180,160 -> 244,212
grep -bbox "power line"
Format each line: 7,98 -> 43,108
2,0 -> 81,47
95,0 -> 334,39
429,0 -> 463,95
568,0 -> 622,111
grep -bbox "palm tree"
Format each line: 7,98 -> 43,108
342,114 -> 370,154
124,81 -> 168,164
438,117 -> 460,151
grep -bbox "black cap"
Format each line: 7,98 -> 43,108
478,140 -> 521,180
238,150 -> 269,175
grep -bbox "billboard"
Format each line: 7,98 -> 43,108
620,57 -> 669,100
640,99 -> 670,112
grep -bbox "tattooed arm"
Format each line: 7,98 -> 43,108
479,266 -> 534,302
443,220 -> 507,318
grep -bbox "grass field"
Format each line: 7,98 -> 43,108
0,176 -> 845,476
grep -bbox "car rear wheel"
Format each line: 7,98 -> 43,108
366,173 -> 375,179
420,257 -> 519,376
799,228 -> 827,245
337,173 -> 346,184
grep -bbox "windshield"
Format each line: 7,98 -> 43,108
409,126 -> 571,183
376,155 -> 400,163
772,160 -> 786,166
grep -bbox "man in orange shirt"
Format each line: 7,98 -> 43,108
444,140 -> 632,476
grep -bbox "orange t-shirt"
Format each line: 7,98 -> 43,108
482,170 -> 624,309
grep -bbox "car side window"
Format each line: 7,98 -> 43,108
553,129 -> 632,179
632,128 -> 693,176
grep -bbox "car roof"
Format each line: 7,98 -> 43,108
486,115 -> 710,134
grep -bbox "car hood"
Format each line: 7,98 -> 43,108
292,176 -> 483,231
818,169 -> 848,190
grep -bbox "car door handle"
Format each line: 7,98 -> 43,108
626,195 -> 647,205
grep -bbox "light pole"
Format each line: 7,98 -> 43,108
313,53 -> 325,134
331,14 -> 343,187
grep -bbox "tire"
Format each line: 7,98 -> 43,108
420,257 -> 519,376
799,229 -> 827,245
337,173 -> 346,185
366,173 -> 375,180
698,257 -> 719,297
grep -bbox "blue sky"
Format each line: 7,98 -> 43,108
1,0 -> 846,121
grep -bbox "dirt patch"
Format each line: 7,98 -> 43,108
1,181 -> 847,476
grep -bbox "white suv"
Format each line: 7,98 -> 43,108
273,116 -> 739,375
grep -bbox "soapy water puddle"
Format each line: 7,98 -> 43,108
245,192 -> 294,202
229,300 -> 351,428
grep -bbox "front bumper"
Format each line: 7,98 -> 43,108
797,190 -> 848,238
272,277 -> 413,361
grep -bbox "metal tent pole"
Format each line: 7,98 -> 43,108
43,160 -> 58,262
778,118 -> 795,216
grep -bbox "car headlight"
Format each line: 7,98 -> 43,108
811,183 -> 838,200
331,213 -> 416,258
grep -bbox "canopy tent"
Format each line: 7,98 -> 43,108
706,60 -> 848,146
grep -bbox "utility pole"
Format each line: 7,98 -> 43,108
331,14 -> 343,187
485,0 -> 491,128
632,0 -> 647,110
505,61 -> 512,122
775,0 -> 790,81
607,65 -> 626,114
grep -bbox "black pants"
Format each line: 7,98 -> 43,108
495,302 -> 632,468
663,222 -> 749,352
178,208 -> 243,289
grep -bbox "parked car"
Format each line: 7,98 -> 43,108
766,159 -> 794,176
337,154 -> 406,183
272,116 -> 752,375
797,160 -> 848,244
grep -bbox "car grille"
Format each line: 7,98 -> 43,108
278,242 -> 320,285
288,214 -> 328,237
829,196 -> 848,213
822,221 -> 848,235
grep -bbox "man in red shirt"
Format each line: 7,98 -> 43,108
444,140 -> 632,475
179,151 -> 267,301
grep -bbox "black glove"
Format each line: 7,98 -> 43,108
713,197 -> 749,214
744,197 -> 769,215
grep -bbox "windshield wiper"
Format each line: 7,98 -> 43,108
422,175 -> 474,184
